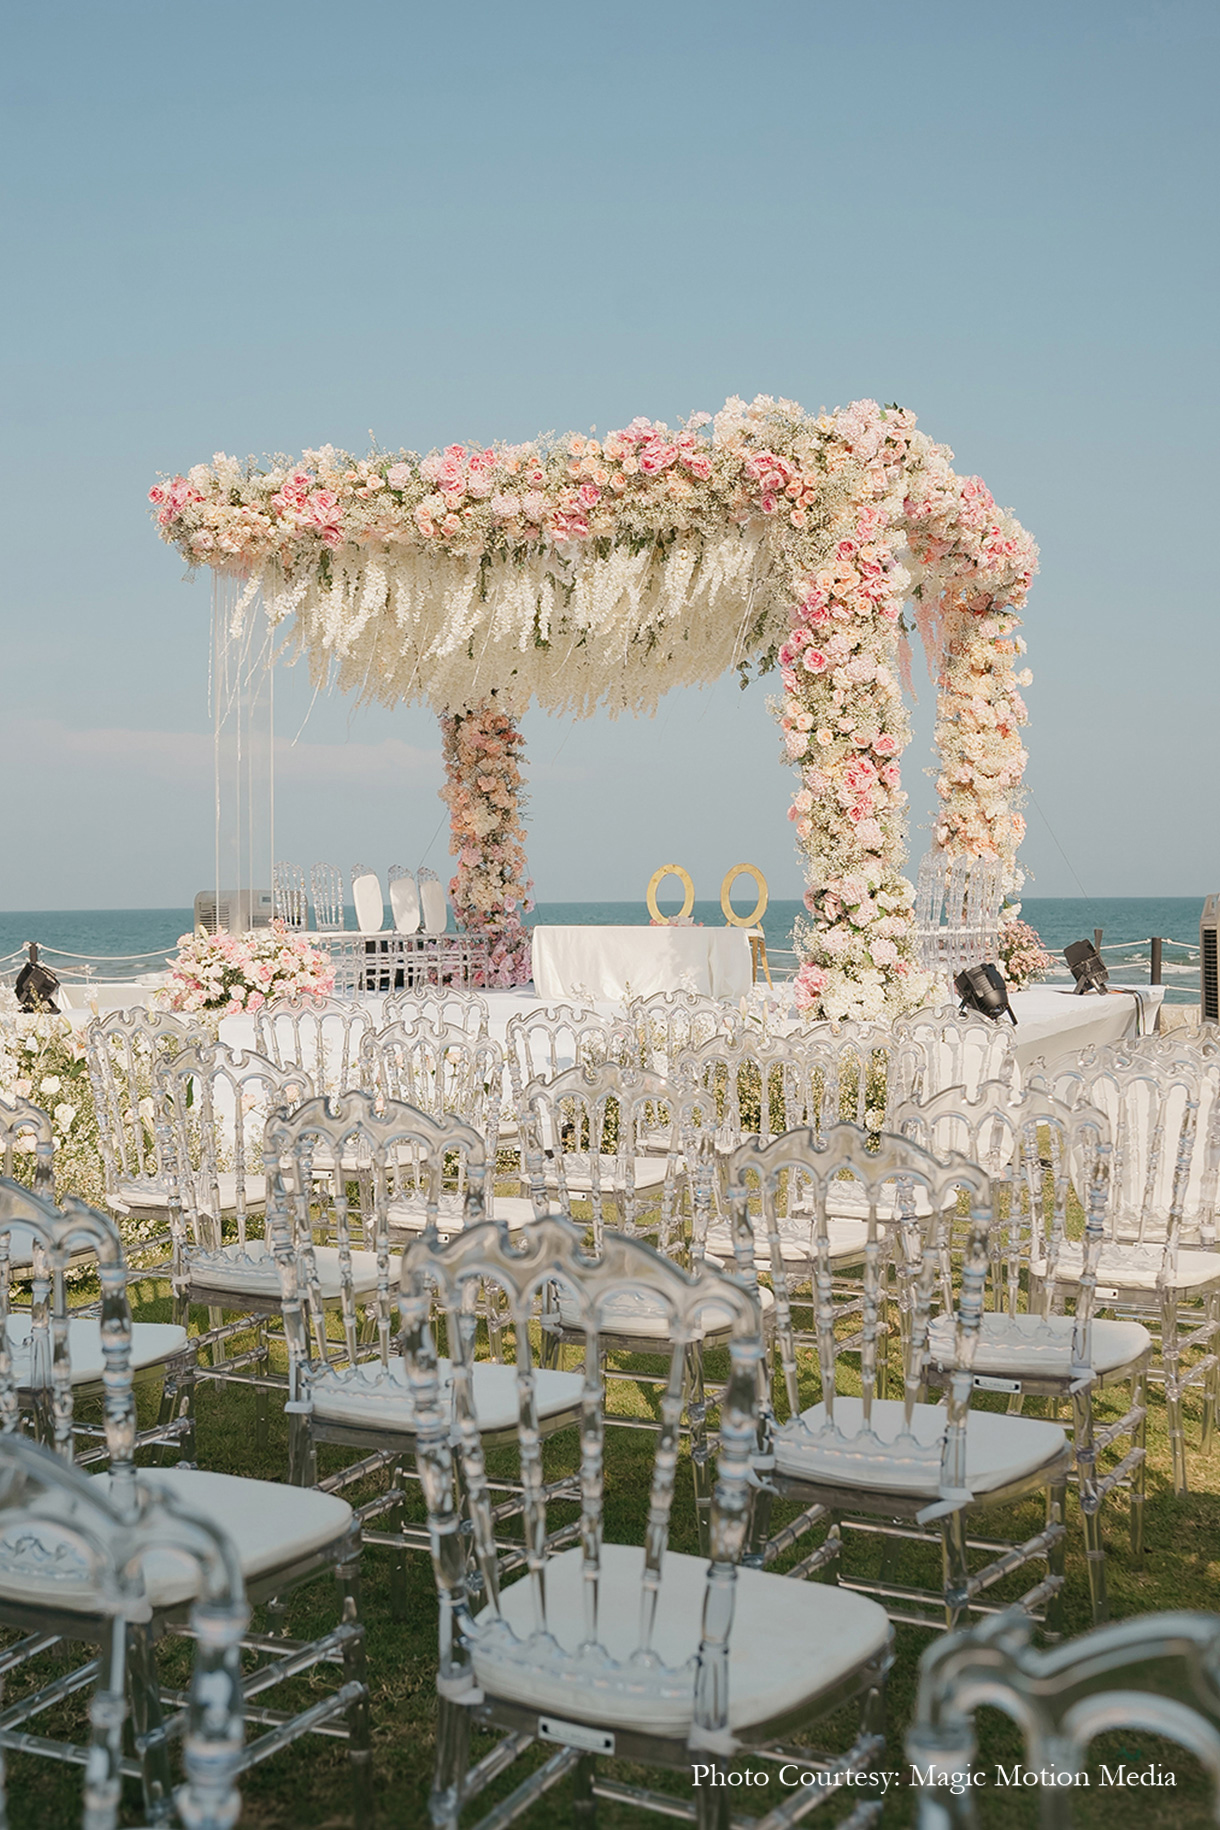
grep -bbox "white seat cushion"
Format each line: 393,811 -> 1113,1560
774,1396 -> 1067,1498
117,1173 -> 265,1217
555,1283 -> 774,1340
388,1193 -> 567,1234
309,1357 -> 584,1434
926,1312 -> 1152,1380
6,1317 -> 188,1385
471,1541 -> 891,1735
187,1239 -> 389,1300
546,1155 -> 670,1195
0,1468 -> 353,1614
1032,1243 -> 1220,1293
705,1217 -> 871,1268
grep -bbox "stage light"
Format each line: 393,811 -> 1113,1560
1064,939 -> 1109,995
954,962 -> 1017,1025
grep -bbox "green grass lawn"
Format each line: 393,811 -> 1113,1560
4,1268 -> 1220,1829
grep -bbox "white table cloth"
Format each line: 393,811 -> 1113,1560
1009,985 -> 1164,1073
530,925 -> 753,1003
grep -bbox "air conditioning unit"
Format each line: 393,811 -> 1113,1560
1202,894 -> 1219,1023
193,889 -> 275,936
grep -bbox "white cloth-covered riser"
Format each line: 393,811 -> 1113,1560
309,1357 -> 584,1434
186,1239 -> 388,1299
0,1469 -> 354,1613
531,926 -> 752,1002
471,1541 -> 890,1735
1032,1244 -> 1220,1294
926,1313 -> 1152,1379
5,1317 -> 188,1385
774,1396 -> 1067,1497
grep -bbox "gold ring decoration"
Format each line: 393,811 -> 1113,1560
646,864 -> 695,924
720,863 -> 768,929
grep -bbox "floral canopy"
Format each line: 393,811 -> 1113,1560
151,395 -> 1035,1016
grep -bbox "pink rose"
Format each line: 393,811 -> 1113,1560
874,734 -> 899,756
802,648 -> 828,673
386,463 -> 412,489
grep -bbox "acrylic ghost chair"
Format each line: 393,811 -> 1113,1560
263,1092 -> 584,1609
0,1430 -> 247,1830
891,1005 -> 1019,1104
0,1175 -> 371,1826
1033,1046 -> 1220,1496
273,860 -> 308,929
722,1125 -> 1074,1634
359,1022 -> 548,1230
403,1214 -> 894,1830
892,1078 -> 1152,1623
152,1039 -> 323,1449
0,1092 -> 56,1199
907,1605 -> 1220,1829
308,862 -> 346,933
502,1003 -> 633,1175
251,996 -> 380,1099
380,986 -> 490,1035
83,1008 -> 208,1243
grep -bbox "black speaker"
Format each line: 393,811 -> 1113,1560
1064,939 -> 1108,995
954,962 -> 1017,1025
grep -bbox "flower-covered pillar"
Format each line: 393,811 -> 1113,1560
779,405 -> 936,1021
931,599 -> 1031,887
438,696 -> 534,987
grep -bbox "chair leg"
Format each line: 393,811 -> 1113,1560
1130,1365 -> 1147,1559
430,1696 -> 470,1830
1203,1292 -> 1220,1457
694,1759 -> 732,1830
254,1320 -> 269,1451
1045,1481 -> 1068,1640
127,1619 -> 174,1824
287,1410 -> 317,1489
941,1509 -> 969,1632
337,1544 -> 374,1829
1162,1291 -> 1189,1497
390,1455 -> 409,1621
572,1752 -> 598,1824
1071,1387 -> 1108,1625
686,1341 -> 712,1558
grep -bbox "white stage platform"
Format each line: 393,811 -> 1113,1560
531,925 -> 752,1002
58,979 -> 1166,1077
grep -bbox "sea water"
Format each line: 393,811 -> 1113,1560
0,896 -> 1206,1003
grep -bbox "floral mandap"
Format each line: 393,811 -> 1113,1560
151,396 -> 1035,1018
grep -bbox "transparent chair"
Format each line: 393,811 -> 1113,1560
723,1125 -> 1074,1633
153,1040 -> 315,1442
264,1092 -> 584,1601
0,1175 -> 371,1824
626,989 -> 743,1078
1036,1047 -> 1220,1494
309,861 -> 346,932
0,1092 -> 55,1199
83,1008 -> 207,1231
908,1605 -> 1220,1828
252,996 -> 379,1096
273,860 -> 308,929
502,1003 -> 631,1163
892,1004 -> 1018,1102
0,1431 -> 247,1830
404,1215 -> 895,1829
380,986 -> 490,1034
893,1078 -> 1152,1622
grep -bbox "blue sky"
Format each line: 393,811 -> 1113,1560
1,0 -> 1216,909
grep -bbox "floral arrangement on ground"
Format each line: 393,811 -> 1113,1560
151,396 -> 1036,1022
158,923 -> 334,1015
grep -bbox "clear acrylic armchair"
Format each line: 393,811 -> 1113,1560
83,1008 -> 207,1230
380,986 -> 490,1034
252,996 -> 379,1096
402,1214 -> 894,1829
273,860 -> 308,929
309,861 -> 346,932
0,1092 -> 56,1200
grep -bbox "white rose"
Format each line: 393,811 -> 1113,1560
39,1075 -> 61,1095
54,1103 -> 76,1130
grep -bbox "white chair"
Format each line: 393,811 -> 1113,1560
309,861 -> 346,932
388,863 -> 421,935
418,865 -> 448,935
403,1215 -> 895,1828
0,1175 -> 372,1825
909,1606 -> 1220,1827
0,1431 -> 247,1830
893,1078 -> 1153,1622
350,862 -> 385,934
723,1125 -> 1074,1633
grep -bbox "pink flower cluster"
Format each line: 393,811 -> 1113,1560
439,701 -> 534,988
160,922 -> 334,1015
998,916 -> 1053,990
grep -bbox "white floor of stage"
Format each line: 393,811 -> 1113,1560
59,979 -> 1166,1076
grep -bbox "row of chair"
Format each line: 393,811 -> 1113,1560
274,862 -> 450,936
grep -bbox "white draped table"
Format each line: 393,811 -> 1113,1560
1008,985 -> 1164,1072
530,925 -> 753,1003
